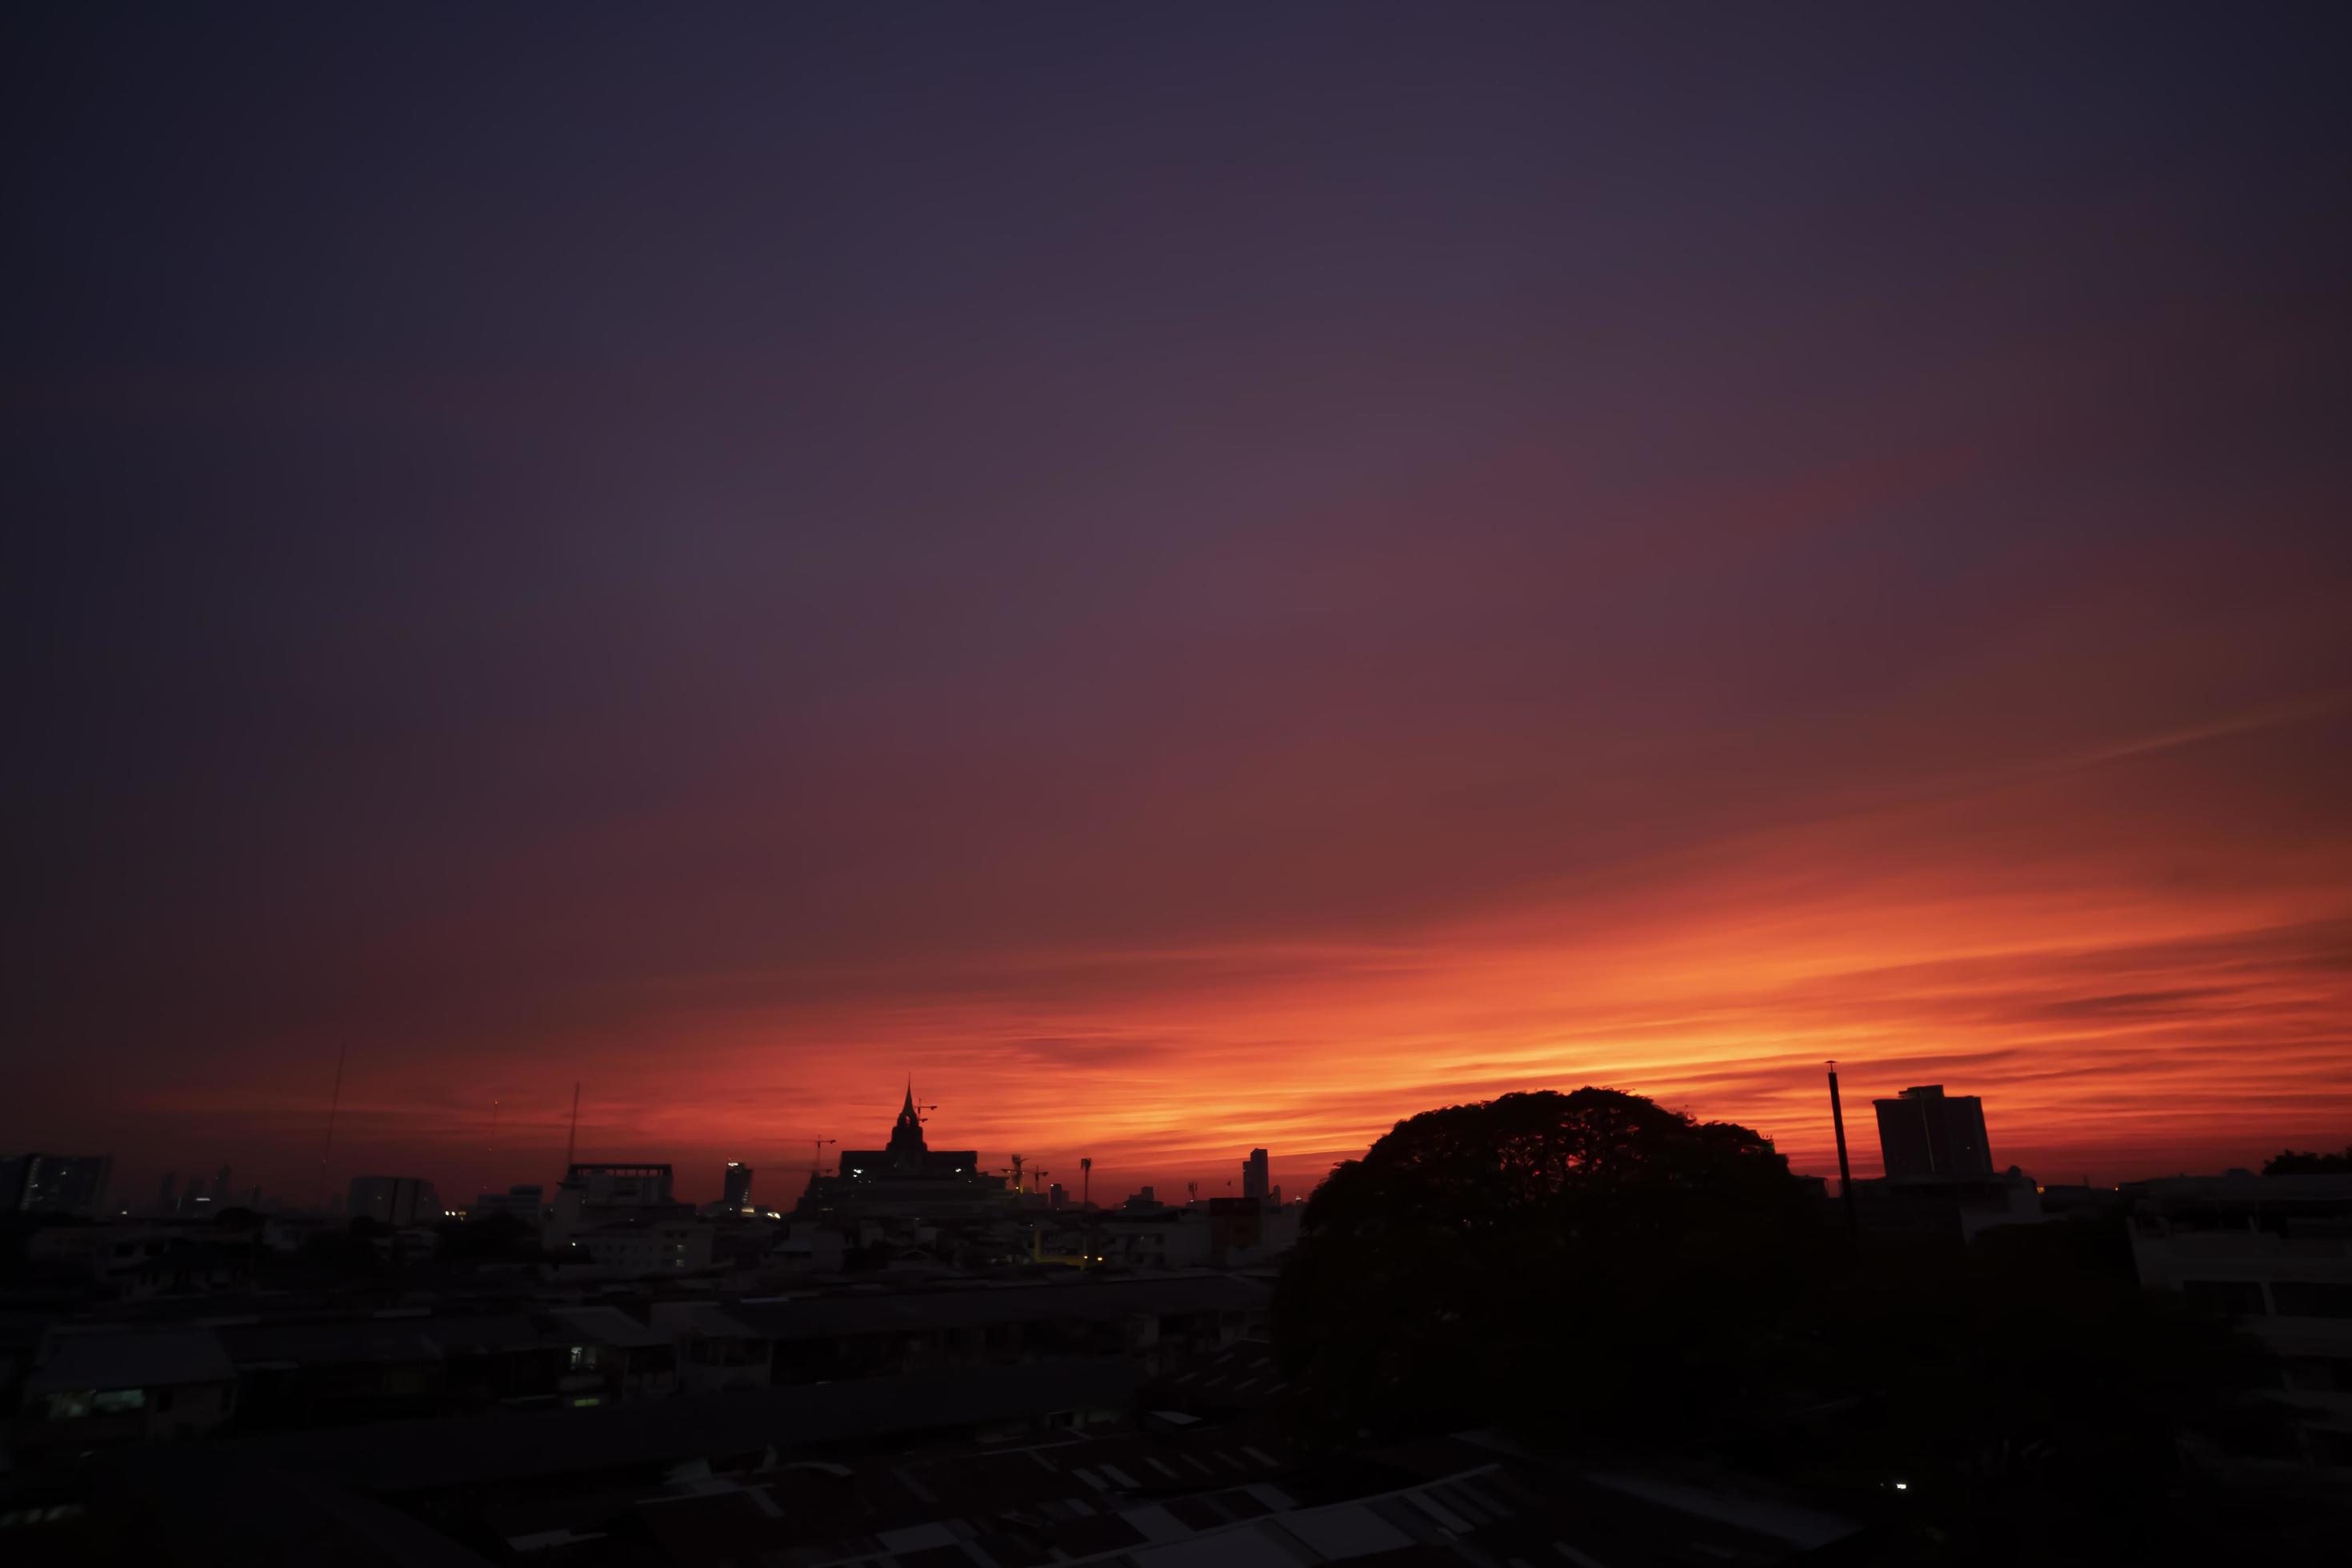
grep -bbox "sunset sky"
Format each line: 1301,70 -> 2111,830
7,6 -> 2350,1206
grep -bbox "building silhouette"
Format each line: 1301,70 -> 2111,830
2129,1170 -> 2352,1465
1242,1148 -> 1270,1200
1873,1085 -> 1993,1178
2,1153 -> 114,1217
799,1086 -> 1008,1219
563,1162 -> 674,1206
722,1162 -> 754,1210
838,1086 -> 982,1182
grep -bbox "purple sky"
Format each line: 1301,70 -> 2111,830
6,5 -> 2350,1206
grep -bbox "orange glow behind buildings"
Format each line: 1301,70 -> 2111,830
135,695 -> 2352,1204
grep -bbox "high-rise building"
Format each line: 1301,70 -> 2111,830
1874,1086 -> 1993,1180
1242,1148 -> 1270,1200
347,1175 -> 441,1226
156,1172 -> 178,1213
211,1165 -> 233,1206
2,1153 -> 114,1217
722,1162 -> 754,1210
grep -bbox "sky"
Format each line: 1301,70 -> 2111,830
6,5 -> 2350,1208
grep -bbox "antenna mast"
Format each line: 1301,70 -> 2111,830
318,1042 -> 348,1210
1827,1062 -> 1858,1240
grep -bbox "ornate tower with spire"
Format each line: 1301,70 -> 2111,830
886,1082 -> 928,1167
827,1086 -> 982,1194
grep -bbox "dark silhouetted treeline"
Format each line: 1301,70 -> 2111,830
1274,1088 -> 2338,1564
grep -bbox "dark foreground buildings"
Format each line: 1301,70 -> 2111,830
38,1350 -> 1881,1566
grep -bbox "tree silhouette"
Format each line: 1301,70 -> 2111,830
2262,1146 -> 2352,1175
1274,1086 -> 2304,1562
1274,1087 -> 1817,1442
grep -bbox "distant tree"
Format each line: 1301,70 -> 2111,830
2261,1146 -> 2352,1175
1274,1088 -> 1818,1442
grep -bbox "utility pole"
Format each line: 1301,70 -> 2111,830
1827,1062 -> 1858,1240
318,1043 -> 348,1212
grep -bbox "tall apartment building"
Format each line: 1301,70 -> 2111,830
1874,1085 -> 1993,1179
1242,1148 -> 1270,1201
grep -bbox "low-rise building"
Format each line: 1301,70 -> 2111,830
16,1328 -> 238,1458
543,1305 -> 678,1406
651,1302 -> 773,1394
739,1270 -> 1270,1383
2129,1171 -> 2352,1467
574,1217 -> 713,1275
1847,1170 -> 2047,1247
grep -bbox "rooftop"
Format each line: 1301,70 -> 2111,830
26,1326 -> 237,1394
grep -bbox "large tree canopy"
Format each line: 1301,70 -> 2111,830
1274,1086 -> 2307,1562
1274,1087 -> 1818,1441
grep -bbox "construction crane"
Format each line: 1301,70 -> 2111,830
783,1138 -> 835,1178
